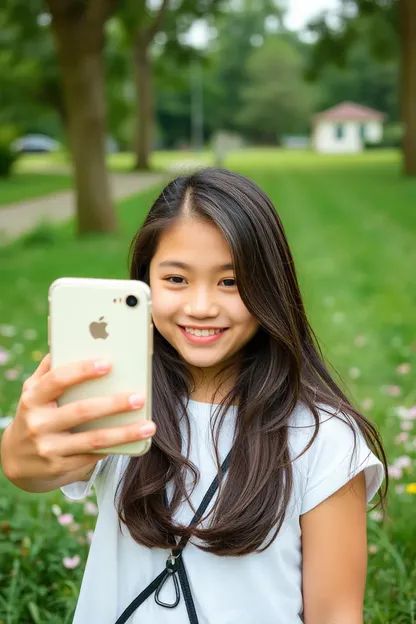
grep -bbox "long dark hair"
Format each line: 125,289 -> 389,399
116,167 -> 388,556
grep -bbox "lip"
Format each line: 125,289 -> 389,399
179,326 -> 228,344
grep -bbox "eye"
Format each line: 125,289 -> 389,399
220,278 -> 237,287
165,276 -> 187,285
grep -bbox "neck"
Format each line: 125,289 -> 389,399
188,360 -> 238,404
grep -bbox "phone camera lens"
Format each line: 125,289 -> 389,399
126,295 -> 138,308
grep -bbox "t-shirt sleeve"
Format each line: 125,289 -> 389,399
60,457 -> 109,501
298,408 -> 385,515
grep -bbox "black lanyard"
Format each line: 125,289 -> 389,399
115,449 -> 232,624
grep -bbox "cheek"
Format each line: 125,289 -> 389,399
230,300 -> 258,331
151,287 -> 179,325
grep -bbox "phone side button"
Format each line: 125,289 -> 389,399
150,324 -> 153,354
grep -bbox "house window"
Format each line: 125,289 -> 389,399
359,124 -> 366,140
335,124 -> 345,140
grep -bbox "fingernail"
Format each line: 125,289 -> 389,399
129,393 -> 144,408
94,360 -> 111,374
138,423 -> 155,437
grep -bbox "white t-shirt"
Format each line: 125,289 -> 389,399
61,400 -> 384,624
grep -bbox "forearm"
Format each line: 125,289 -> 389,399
304,609 -> 363,624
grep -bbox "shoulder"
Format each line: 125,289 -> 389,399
287,402 -> 358,456
287,402 -> 384,513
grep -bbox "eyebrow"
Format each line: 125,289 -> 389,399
158,260 -> 234,271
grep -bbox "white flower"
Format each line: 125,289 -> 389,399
51,504 -> 62,517
63,555 -> 81,569
0,325 -> 16,337
348,367 -> 361,379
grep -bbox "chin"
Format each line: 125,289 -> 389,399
177,348 -> 228,370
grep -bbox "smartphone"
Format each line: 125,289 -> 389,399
48,277 -> 153,456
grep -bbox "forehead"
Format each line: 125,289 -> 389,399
152,218 -> 232,264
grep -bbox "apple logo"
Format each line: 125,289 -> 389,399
89,317 -> 109,340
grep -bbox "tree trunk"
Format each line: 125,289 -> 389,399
400,0 -> 416,176
133,38 -> 153,171
48,5 -> 118,234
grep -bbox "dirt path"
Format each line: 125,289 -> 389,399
0,172 -> 165,243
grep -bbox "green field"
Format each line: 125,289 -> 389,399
0,149 -> 415,622
0,173 -> 72,206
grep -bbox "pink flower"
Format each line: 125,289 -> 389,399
396,406 -> 413,420
395,456 -> 412,470
5,368 -> 19,380
69,523 -> 81,533
368,544 -> 378,554
384,385 -> 401,397
409,406 -> 416,419
401,421 -> 413,432
388,465 -> 403,479
84,502 -> 98,516
395,484 -> 405,494
361,398 -> 374,410
395,432 -> 409,444
58,513 -> 74,526
396,363 -> 411,375
87,530 -> 94,544
0,348 -> 10,366
63,555 -> 81,569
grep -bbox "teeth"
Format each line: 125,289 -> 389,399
185,327 -> 223,336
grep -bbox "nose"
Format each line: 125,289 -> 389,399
184,286 -> 219,319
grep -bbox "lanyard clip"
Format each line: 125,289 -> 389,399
154,551 -> 181,608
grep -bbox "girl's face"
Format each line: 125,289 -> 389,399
149,217 -> 259,377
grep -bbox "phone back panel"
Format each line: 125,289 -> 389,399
49,278 -> 153,456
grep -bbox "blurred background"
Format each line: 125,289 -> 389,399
0,1 -> 415,622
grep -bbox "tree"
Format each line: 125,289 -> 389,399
119,0 -> 222,170
400,0 -> 416,176
0,3 -> 64,137
46,0 -> 118,234
202,0 -> 284,137
307,0 -> 416,176
238,36 -> 315,143
312,39 -> 399,123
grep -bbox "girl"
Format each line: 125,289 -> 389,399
2,168 -> 387,624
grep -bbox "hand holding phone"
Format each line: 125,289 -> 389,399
48,278 -> 153,456
0,354 -> 156,493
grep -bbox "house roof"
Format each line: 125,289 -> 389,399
313,102 -> 386,122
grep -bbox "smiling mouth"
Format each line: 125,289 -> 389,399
178,326 -> 229,342
182,326 -> 228,337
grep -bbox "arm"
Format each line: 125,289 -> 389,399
300,471 -> 368,624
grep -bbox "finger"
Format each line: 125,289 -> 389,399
22,354 -> 51,393
42,392 -> 145,434
58,420 -> 156,457
27,359 -> 111,407
32,354 -> 51,380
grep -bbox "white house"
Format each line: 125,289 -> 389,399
312,102 -> 385,154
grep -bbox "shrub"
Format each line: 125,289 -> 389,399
364,123 -> 403,150
0,125 -> 20,177
0,141 -> 18,177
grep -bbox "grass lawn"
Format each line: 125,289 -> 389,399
0,149 -> 415,622
0,173 -> 72,207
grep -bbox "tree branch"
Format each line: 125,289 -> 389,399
139,0 -> 169,47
